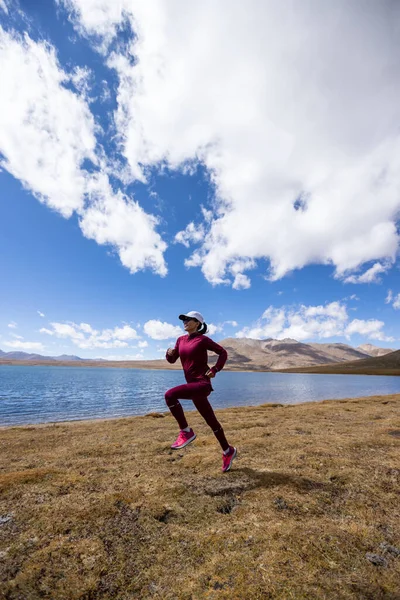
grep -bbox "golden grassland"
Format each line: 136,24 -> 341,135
0,394 -> 399,599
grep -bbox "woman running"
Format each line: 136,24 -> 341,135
165,311 -> 237,473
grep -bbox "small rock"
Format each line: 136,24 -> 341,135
366,553 -> 388,567
386,468 -> 400,477
0,515 -> 13,525
380,542 -> 400,557
27,537 -> 39,545
273,497 -> 289,510
212,581 -> 226,590
145,412 -> 165,418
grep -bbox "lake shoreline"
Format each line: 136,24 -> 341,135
1,391 -> 400,430
1,358 -> 399,376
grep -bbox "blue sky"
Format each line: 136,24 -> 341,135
0,1 -> 399,359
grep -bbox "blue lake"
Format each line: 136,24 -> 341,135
0,365 -> 399,426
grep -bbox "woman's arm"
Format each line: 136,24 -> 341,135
166,338 -> 180,364
205,337 -> 228,374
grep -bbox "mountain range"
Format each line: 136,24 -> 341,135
0,339 -> 395,371
0,350 -> 101,362
206,338 -> 395,370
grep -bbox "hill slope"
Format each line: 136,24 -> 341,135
357,343 -> 395,357
279,349 -> 400,376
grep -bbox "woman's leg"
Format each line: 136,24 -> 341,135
164,382 -> 211,430
192,395 -> 230,452
165,384 -> 190,429
165,382 -> 231,452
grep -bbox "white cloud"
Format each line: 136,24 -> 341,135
7,321 -> 17,329
100,352 -> 145,360
0,26 -> 96,217
4,340 -> 45,351
37,311 -> 45,317
232,273 -> 251,290
61,1 -> 400,286
0,26 -> 168,277
79,322 -> 96,334
385,289 -> 400,310
0,0 -> 8,14
80,174 -> 167,276
236,301 -> 393,342
111,325 -> 139,340
393,294 -> 400,310
345,319 -> 392,341
207,320 -> 238,335
70,65 -> 93,99
39,328 -> 54,336
143,320 -> 182,340
237,306 -> 287,340
207,323 -> 222,336
57,0 -> 128,50
138,340 -> 148,348
105,340 -> 128,348
10,333 -> 23,340
48,323 -> 85,340
303,302 -> 348,321
40,321 -> 139,349
175,222 -> 205,248
343,262 -> 391,284
100,79 -> 111,102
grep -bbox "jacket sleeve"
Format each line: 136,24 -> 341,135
205,337 -> 228,374
166,338 -> 180,364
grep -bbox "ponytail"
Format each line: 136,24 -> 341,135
197,321 -> 208,335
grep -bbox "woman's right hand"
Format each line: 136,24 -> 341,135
166,348 -> 175,357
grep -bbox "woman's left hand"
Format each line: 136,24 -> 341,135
205,369 -> 215,378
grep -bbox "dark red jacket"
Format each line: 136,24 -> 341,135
166,333 -> 228,384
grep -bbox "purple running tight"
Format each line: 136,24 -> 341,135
165,382 -> 229,451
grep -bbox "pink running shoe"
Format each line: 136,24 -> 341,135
171,428 -> 196,449
222,446 -> 237,472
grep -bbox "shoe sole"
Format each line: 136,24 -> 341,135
171,434 -> 196,449
222,447 -> 237,472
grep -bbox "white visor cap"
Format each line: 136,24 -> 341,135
179,311 -> 204,324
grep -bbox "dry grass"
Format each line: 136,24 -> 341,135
0,394 -> 399,600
